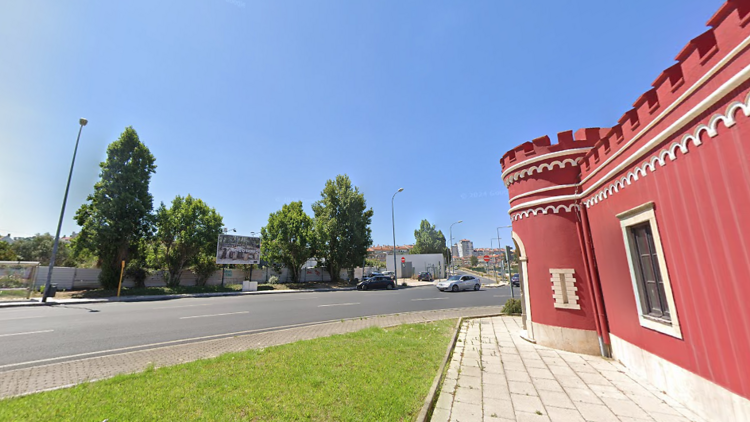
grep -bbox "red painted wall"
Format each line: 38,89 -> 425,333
501,2 -> 750,400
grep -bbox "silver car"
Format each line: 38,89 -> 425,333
437,275 -> 481,292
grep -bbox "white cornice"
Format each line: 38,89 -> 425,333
580,32 -> 750,187
501,148 -> 591,179
510,184 -> 579,201
508,195 -> 578,214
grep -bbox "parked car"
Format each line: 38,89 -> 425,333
417,272 -> 433,281
436,275 -> 481,292
357,276 -> 396,290
511,274 -> 520,287
363,272 -> 383,281
381,271 -> 395,279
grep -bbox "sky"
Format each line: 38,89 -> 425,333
0,0 -> 723,250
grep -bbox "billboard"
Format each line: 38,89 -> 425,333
216,234 -> 261,265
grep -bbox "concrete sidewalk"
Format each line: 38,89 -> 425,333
432,316 -> 707,422
0,305 -> 505,399
0,279 -> 446,308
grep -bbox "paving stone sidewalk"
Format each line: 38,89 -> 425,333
432,316 -> 708,422
0,305 -> 504,399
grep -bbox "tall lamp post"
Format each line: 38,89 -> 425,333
449,220 -> 463,276
391,188 -> 404,285
491,238 -> 498,283
42,118 -> 88,303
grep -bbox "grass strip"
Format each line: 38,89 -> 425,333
0,319 -> 456,421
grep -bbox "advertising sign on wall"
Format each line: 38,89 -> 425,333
216,234 -> 260,265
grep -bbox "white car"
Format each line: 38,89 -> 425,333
437,275 -> 481,292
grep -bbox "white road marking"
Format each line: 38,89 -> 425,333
410,298 -> 448,301
0,315 -> 45,322
0,330 -> 53,338
179,311 -> 249,320
0,305 -> 504,370
271,296 -> 318,302
152,303 -> 212,310
493,295 -> 509,298
317,302 -> 359,307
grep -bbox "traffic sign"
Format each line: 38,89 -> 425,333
483,255 -> 490,262
401,257 -> 406,263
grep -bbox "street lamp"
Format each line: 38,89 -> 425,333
449,220 -> 463,276
42,118 -> 88,303
391,188 -> 404,285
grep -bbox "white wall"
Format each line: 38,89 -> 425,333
385,253 -> 445,278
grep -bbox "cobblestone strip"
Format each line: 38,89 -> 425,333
0,306 -> 503,399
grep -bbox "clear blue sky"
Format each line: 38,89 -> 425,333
1,0 -> 722,249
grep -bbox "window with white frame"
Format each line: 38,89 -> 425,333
617,202 -> 682,339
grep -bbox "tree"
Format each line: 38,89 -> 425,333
73,127 -> 156,289
155,195 -> 222,287
312,175 -> 373,282
470,255 -> 478,267
411,220 -> 447,254
261,201 -> 315,282
0,242 -> 17,261
11,234 -> 75,266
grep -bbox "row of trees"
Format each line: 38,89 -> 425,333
261,175 -> 373,283
70,127 -> 223,290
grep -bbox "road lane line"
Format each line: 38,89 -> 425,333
0,330 -> 53,338
0,315 -> 45,322
410,298 -> 448,301
152,304 -> 212,310
493,295 -> 510,297
317,302 -> 359,307
179,311 -> 249,320
0,305 -> 503,370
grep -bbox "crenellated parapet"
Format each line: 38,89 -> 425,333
500,128 -> 608,188
578,0 -> 750,183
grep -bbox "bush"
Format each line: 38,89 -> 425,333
268,275 -> 279,285
502,298 -> 522,314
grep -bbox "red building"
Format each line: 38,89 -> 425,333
500,2 -> 750,420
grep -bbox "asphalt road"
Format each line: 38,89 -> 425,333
0,283 -> 512,371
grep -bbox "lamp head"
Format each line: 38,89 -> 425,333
79,118 -> 88,126
458,220 -> 463,223
397,188 -> 404,192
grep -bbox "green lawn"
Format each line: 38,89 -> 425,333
0,319 -> 456,421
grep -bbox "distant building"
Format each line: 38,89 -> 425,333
0,234 -> 13,244
457,239 -> 473,258
368,244 -> 414,261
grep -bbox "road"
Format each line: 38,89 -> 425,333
0,283 -> 512,371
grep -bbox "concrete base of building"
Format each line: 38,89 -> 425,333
611,334 -> 750,422
530,321 -> 600,355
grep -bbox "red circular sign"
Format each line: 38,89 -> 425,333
483,255 -> 490,262
401,257 -> 406,263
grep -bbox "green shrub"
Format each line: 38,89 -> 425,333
502,298 -> 522,314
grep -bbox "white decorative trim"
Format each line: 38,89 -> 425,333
512,231 -> 534,342
508,194 -> 579,214
501,148 -> 591,179
504,158 -> 582,187
581,31 -> 750,186
550,269 -> 580,310
618,202 -> 682,339
511,184 -> 579,201
585,92 -> 750,207
511,203 -> 579,221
